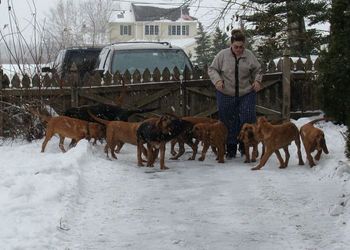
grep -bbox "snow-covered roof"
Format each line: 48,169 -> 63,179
110,2 -> 196,23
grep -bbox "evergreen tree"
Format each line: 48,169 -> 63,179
194,22 -> 212,68
241,0 -> 329,63
209,27 -> 229,63
318,0 -> 350,126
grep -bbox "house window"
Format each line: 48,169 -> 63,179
145,25 -> 159,35
176,25 -> 181,35
120,25 -> 131,36
182,25 -> 189,36
168,25 -> 190,36
171,25 -> 176,35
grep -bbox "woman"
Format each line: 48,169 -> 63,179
208,29 -> 262,158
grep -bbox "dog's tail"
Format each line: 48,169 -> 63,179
126,106 -> 159,116
87,110 -> 110,126
308,116 -> 332,125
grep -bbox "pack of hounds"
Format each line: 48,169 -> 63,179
28,103 -> 330,171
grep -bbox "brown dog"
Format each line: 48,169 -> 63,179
27,107 -> 104,152
39,114 -> 103,153
170,116 -> 218,160
192,121 -> 228,163
136,115 -> 174,170
137,115 -> 193,170
300,118 -> 329,167
88,111 -> 148,159
251,117 -> 304,170
238,123 -> 260,163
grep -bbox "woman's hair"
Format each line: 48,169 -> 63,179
231,29 -> 246,43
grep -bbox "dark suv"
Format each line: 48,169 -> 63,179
42,47 -> 102,79
95,42 -> 193,75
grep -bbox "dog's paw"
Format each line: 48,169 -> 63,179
251,166 -> 261,171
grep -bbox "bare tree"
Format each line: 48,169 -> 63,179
43,0 -> 113,52
0,0 -> 49,74
80,0 -> 113,46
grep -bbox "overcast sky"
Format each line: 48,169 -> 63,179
0,0 -> 329,40
0,0 -> 236,38
0,0 -> 57,38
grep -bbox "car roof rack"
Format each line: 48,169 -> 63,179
109,41 -> 172,48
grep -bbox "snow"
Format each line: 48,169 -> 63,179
0,116 -> 350,249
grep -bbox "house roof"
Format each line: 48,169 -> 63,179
132,4 -> 195,22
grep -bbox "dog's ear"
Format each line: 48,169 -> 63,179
238,127 -> 244,140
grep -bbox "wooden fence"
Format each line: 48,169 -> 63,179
0,53 -> 320,136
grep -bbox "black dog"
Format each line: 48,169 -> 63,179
136,115 -> 194,170
64,103 -> 158,122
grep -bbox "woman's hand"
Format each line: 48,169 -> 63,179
251,81 -> 262,92
214,80 -> 224,91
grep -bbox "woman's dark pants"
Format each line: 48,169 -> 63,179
216,91 -> 257,158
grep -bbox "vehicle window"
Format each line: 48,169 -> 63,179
111,49 -> 192,74
96,48 -> 111,70
53,50 -> 66,74
66,50 -> 101,77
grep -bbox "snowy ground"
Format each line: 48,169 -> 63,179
0,116 -> 350,250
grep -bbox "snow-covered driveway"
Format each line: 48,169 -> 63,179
56,144 -> 347,250
1,118 -> 349,249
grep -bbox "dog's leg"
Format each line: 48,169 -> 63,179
137,143 -> 144,167
252,144 -> 258,162
188,139 -> 200,160
260,143 -> 265,158
41,133 -> 53,153
217,144 -> 225,163
92,138 -> 97,145
170,139 -> 177,156
110,141 -> 118,159
251,148 -> 273,170
187,139 -> 198,161
198,142 -> 209,161
104,144 -> 110,158
281,146 -> 290,168
314,150 -> 322,161
115,142 -> 124,153
152,148 -> 159,163
141,145 -> 148,162
244,143 -> 251,163
211,145 -> 218,156
59,135 -> 66,153
295,136 -> 305,165
170,140 -> 185,160
305,145 -> 316,167
68,139 -> 77,148
147,143 -> 155,167
273,150 -> 285,168
159,143 -> 168,170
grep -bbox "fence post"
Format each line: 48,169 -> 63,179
282,49 -> 291,120
69,63 -> 79,108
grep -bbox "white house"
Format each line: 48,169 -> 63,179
108,3 -> 198,59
